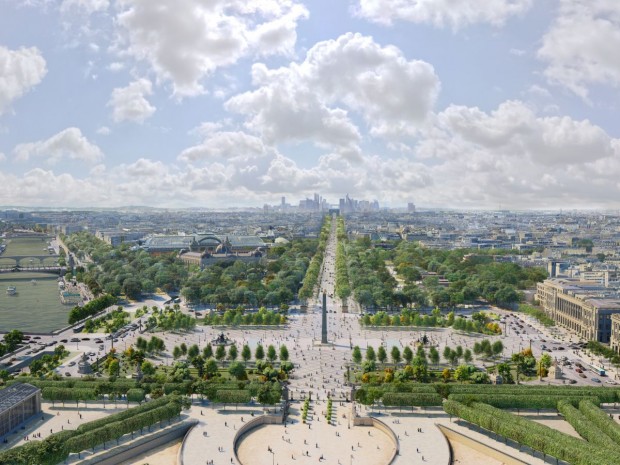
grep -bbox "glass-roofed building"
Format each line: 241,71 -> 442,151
0,383 -> 41,438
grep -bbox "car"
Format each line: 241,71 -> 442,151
60,339 -> 68,343
576,368 -> 583,373
81,337 -> 90,341
568,379 -> 577,384
89,352 -> 96,357
579,373 -> 587,378
94,339 -> 103,343
591,377 -> 601,383
540,339 -> 546,342
33,336 -> 41,340
65,372 -> 71,377
70,338 -> 80,342
606,380 -> 618,385
558,347 -> 565,350
68,361 -> 76,367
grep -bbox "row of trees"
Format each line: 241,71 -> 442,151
83,307 -> 128,333
202,307 -> 286,326
334,216 -> 351,300
444,400 -> 619,465
0,396 -> 186,465
299,216 -> 331,301
68,294 -> 116,324
360,308 -> 502,335
146,307 -> 196,332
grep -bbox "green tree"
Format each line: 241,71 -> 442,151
403,346 -> 414,365
454,365 -> 472,382
205,358 -> 218,378
228,361 -> 247,380
203,344 -> 213,359
267,345 -> 277,362
228,344 -> 238,362
492,340 -> 504,358
365,346 -> 376,362
241,344 -> 252,365
279,344 -> 289,362
429,347 -> 440,366
215,345 -> 226,363
108,358 -> 120,376
187,344 -> 199,359
141,360 -> 156,376
391,346 -> 401,364
377,346 -> 387,365
352,346 -> 362,364
173,346 -> 182,360
255,344 -> 265,361
463,349 -> 473,364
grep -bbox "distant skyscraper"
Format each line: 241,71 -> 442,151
408,202 -> 416,213
281,196 -> 286,207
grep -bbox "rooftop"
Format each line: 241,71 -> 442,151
0,383 -> 40,413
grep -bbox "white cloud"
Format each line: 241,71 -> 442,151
14,127 -> 104,164
431,100 -> 614,165
96,126 -> 111,135
538,0 -> 620,99
108,78 -> 156,123
178,131 -> 267,163
114,0 -> 308,96
405,100 -> 620,208
354,0 -> 532,29
60,0 -> 109,14
226,33 -> 439,158
0,152 -> 5,161
107,62 -> 124,72
0,46 -> 47,116
509,48 -> 526,56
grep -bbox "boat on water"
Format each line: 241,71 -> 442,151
31,279 -> 37,285
6,286 -> 17,295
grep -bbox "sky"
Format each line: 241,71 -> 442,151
0,0 -> 619,210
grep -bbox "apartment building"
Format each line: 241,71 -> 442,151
536,278 -> 620,343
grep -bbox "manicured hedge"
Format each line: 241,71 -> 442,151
0,430 -> 75,465
42,387 -> 98,404
382,392 -> 443,407
445,384 -> 619,402
215,389 -> 251,404
65,401 -> 182,453
127,388 -> 146,404
579,399 -> 620,445
448,393 -> 600,410
444,400 -> 620,465
557,400 -> 620,451
0,396 -> 183,465
76,396 -> 173,434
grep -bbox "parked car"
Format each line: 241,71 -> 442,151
579,373 -> 587,378
591,377 -> 601,383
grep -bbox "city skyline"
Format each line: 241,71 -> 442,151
1,1 -> 619,209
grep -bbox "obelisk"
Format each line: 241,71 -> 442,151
321,290 -> 328,344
